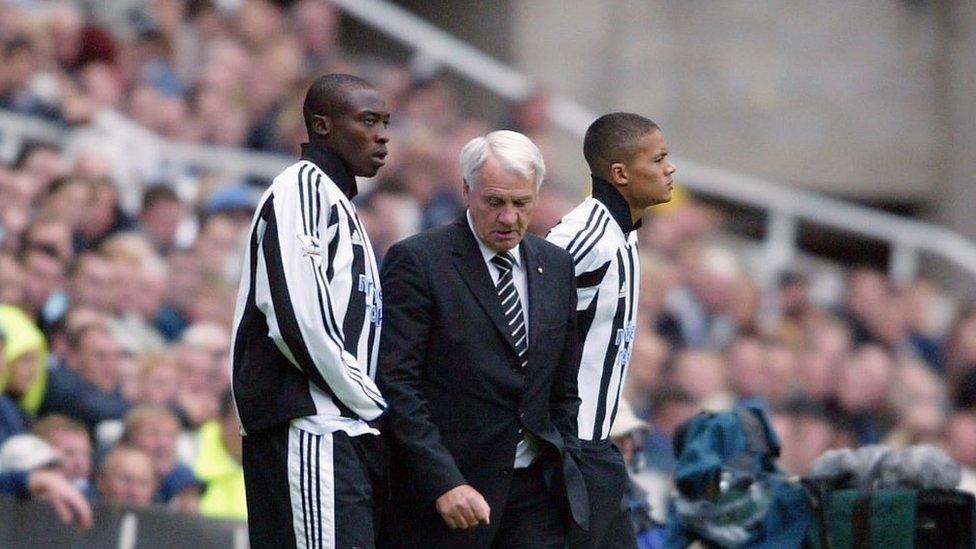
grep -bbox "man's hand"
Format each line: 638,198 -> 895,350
434,484 -> 490,529
28,470 -> 94,532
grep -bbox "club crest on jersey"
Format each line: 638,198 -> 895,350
297,234 -> 323,264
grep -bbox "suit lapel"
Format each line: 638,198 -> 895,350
521,236 -> 546,355
450,218 -> 520,354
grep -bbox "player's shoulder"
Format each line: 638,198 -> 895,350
546,198 -> 600,242
547,199 -> 621,266
270,160 -> 344,199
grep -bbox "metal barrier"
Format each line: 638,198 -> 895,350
0,495 -> 247,549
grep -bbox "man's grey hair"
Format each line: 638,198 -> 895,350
459,130 -> 546,189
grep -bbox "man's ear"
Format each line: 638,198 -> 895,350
311,114 -> 331,138
462,180 -> 471,204
609,162 -> 628,186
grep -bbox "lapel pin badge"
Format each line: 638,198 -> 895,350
537,267 -> 543,274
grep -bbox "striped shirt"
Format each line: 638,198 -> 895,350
547,176 -> 641,441
230,143 -> 385,437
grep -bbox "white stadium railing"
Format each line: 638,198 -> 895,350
2,0 -> 975,322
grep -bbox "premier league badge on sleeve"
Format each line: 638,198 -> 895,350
297,234 -> 324,266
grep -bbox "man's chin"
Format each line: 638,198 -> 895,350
359,166 -> 380,178
488,234 -> 523,252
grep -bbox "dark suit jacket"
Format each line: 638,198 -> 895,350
378,217 -> 587,547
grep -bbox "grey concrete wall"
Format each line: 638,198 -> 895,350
512,0 -> 945,202
391,0 -> 513,124
932,0 -> 976,247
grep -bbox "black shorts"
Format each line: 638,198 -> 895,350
242,423 -> 382,549
568,439 -> 636,549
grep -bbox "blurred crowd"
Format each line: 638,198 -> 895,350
2,0 -> 976,533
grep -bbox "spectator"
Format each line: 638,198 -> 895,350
885,398 -> 945,448
138,185 -> 187,254
33,414 -> 95,499
179,322 -> 230,396
45,305 -> 105,371
0,38 -> 60,120
40,324 -> 130,430
773,402 -> 838,475
38,177 -> 91,233
76,178 -> 134,251
15,143 -> 70,198
0,467 -> 92,531
173,344 -> 219,428
122,405 -> 202,512
0,253 -> 26,306
100,232 -> 168,355
832,344 -> 894,445
664,245 -> 743,348
67,251 -> 118,314
18,244 -> 67,323
136,352 -> 180,408
96,445 -> 157,508
791,405 -> 839,475
112,281 -> 169,356
667,349 -> 731,409
0,433 -> 62,474
200,182 -> 260,226
292,0 -> 340,69
795,350 -> 833,407
945,304 -> 976,381
943,412 -> 976,494
610,400 -> 668,544
640,388 -> 698,474
0,304 -> 48,421
193,212 -> 243,280
193,391 -> 245,521
774,271 -> 813,346
0,326 -> 26,446
841,268 -> 891,345
22,216 -> 74,267
159,249 -> 200,337
902,278 -> 945,369
0,171 -> 34,252
727,336 -> 768,408
766,341 -> 800,405
184,278 -> 237,329
622,331 -> 670,418
0,432 -> 92,530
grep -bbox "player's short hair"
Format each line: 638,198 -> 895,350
583,112 -> 660,180
302,73 -> 375,136
459,130 -> 546,189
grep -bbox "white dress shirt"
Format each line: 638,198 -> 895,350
466,211 -> 538,468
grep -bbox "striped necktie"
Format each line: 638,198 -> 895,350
491,251 -> 528,368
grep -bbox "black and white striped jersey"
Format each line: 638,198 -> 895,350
546,176 -> 641,441
230,144 -> 385,436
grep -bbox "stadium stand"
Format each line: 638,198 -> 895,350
1,0 -> 975,545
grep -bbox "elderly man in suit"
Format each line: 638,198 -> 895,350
378,130 -> 587,548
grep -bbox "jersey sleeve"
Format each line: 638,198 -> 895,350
255,165 -> 386,421
546,210 -> 613,311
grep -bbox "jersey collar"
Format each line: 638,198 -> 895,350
592,175 -> 641,233
300,142 -> 358,200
